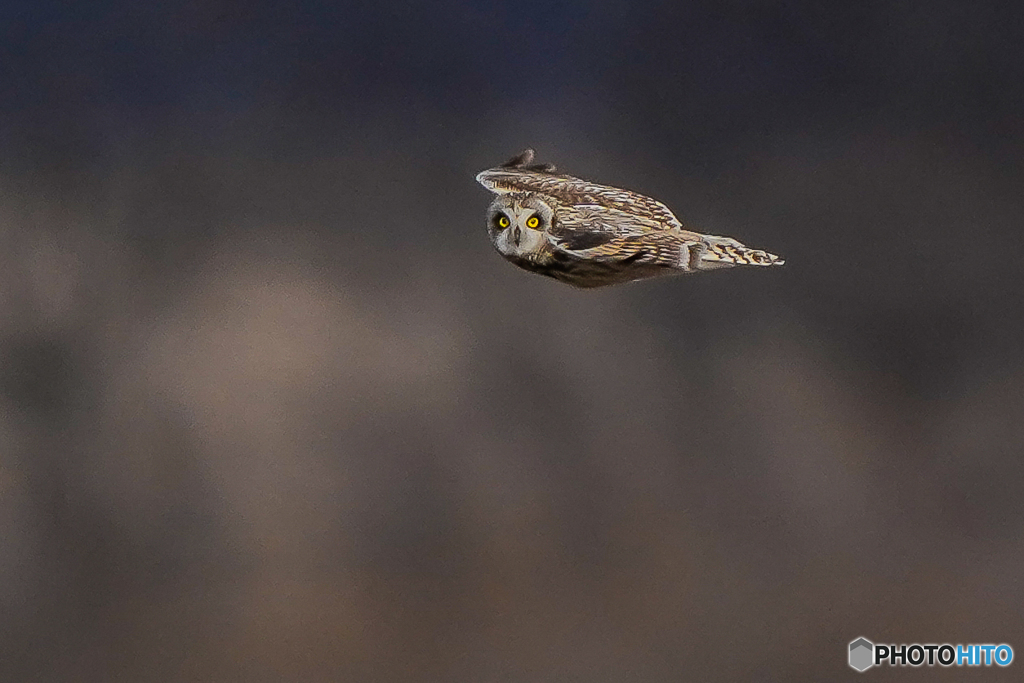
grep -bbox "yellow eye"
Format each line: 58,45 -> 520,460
496,214 -> 510,228
526,215 -> 540,228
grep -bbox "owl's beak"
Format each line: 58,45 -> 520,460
512,226 -> 522,246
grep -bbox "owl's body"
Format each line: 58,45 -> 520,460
477,149 -> 784,288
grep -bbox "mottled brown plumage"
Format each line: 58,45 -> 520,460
477,149 -> 784,288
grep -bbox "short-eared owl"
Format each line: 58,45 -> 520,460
477,149 -> 784,288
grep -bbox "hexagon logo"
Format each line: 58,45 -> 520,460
849,637 -> 874,672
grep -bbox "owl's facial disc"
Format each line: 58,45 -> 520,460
488,194 -> 554,260
490,206 -> 547,258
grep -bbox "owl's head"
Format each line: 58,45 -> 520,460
487,193 -> 554,259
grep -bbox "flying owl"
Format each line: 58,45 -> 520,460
476,149 -> 784,288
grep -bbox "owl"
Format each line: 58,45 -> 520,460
477,149 -> 784,288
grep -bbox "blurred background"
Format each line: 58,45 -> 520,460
1,1 -> 1022,680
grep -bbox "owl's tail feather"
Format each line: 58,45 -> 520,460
694,236 -> 785,270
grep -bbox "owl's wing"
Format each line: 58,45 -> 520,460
477,166 -> 686,232
555,230 -> 784,272
549,204 -> 707,248
557,232 -> 705,270
498,149 -> 557,173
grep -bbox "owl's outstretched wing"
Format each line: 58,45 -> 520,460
553,232 -> 704,271
549,203 -> 707,244
552,230 -> 784,272
477,161 -> 686,232
499,148 -> 557,173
